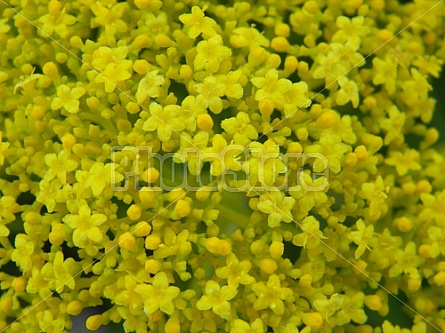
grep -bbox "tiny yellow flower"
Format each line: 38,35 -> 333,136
51,84 -> 85,114
231,318 -> 264,333
38,9 -> 76,39
372,55 -> 398,95
37,310 -> 65,333
301,312 -> 323,330
135,70 -> 164,103
388,242 -> 424,278
216,253 -> 255,286
179,6 -> 217,38
63,204 -> 107,247
194,35 -> 232,73
251,274 -> 293,315
257,191 -> 295,228
349,219 -> 374,259
94,60 -> 132,92
385,149 -> 421,176
221,112 -> 258,146
44,151 -> 78,184
142,103 -> 185,141
135,272 -> 180,315
195,76 -> 226,114
332,16 -> 369,49
11,234 -> 34,272
336,77 -> 359,108
196,280 -> 237,319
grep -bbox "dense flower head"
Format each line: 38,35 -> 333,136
0,0 -> 445,333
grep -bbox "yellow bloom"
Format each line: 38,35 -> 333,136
44,150 -> 78,184
243,141 -> 286,188
37,310 -> 65,333
257,190 -> 295,228
51,84 -> 86,114
135,70 -> 164,103
0,195 -> 20,222
154,227 -> 192,259
11,234 -> 34,272
335,293 -> 367,325
221,112 -> 258,146
63,204 -> 107,247
385,149 -> 421,176
0,132 -> 10,166
179,6 -> 217,38
293,216 -> 326,249
114,275 -> 146,315
400,68 -> 432,106
336,77 -> 359,108
419,190 -> 445,225
196,280 -> 237,319
43,251 -> 78,292
230,26 -> 270,49
195,76 -> 226,114
222,70 -> 244,99
194,35 -> 232,72
135,272 -> 180,315
231,318 -> 264,333
380,105 -> 405,145
36,179 -> 61,213
372,55 -> 398,95
38,9 -> 76,39
349,219 -> 374,259
359,176 -> 388,218
142,102 -> 185,141
91,2 -> 128,36
215,253 -> 255,286
388,242 -> 424,278
251,274 -> 293,315
203,134 -> 244,176
305,132 -> 350,174
94,60 -> 132,92
251,69 -> 293,111
84,162 -> 124,197
332,16 -> 369,50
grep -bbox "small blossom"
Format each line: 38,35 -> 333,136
0,132 -> 10,166
179,6 -> 217,38
63,204 -> 107,247
216,253 -> 255,286
194,35 -> 232,73
94,60 -> 132,92
388,242 -> 424,278
385,149 -> 421,176
332,16 -> 369,50
51,84 -> 86,114
135,70 -> 164,103
44,150 -> 78,184
221,112 -> 258,146
196,280 -> 237,319
195,76 -> 226,114
142,102 -> 185,141
251,274 -> 293,315
38,9 -> 76,38
349,219 -> 374,259
336,77 -> 359,108
135,272 -> 180,315
230,318 -> 264,333
257,190 -> 295,228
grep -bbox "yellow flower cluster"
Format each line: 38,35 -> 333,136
0,0 -> 445,333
